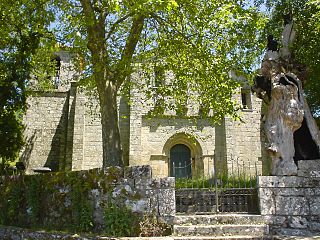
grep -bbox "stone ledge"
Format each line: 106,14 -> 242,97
257,176 -> 320,188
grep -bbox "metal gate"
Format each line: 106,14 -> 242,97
174,154 -> 261,214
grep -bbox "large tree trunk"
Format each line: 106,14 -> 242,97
252,16 -> 320,176
99,82 -> 123,167
80,0 -> 144,168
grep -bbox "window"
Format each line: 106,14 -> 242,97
52,55 -> 61,89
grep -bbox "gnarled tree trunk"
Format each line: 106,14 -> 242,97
252,16 -> 320,176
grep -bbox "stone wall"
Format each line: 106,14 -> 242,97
21,91 -> 69,173
22,63 -> 267,177
129,81 -> 267,177
224,90 -> 266,176
258,175 -> 320,236
82,95 -> 103,170
22,84 -> 131,173
0,166 -> 175,232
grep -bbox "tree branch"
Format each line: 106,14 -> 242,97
115,14 -> 145,88
80,0 -> 97,52
106,12 -> 135,40
80,0 -> 108,91
150,13 -> 198,49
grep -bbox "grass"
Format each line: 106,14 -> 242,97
175,174 -> 257,189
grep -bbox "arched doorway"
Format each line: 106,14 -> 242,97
170,144 -> 191,178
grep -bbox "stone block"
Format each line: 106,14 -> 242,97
309,221 -> 320,232
160,177 -> 175,188
125,198 -> 150,213
273,228 -> 314,237
258,176 -> 316,188
298,160 -> 320,178
102,166 -> 124,182
124,165 -> 152,179
274,188 -> 306,196
157,188 -> 176,216
309,196 -> 320,215
275,196 -> 309,215
310,171 -> 320,178
288,216 -> 308,229
259,188 -> 276,215
314,188 -> 320,195
133,177 -> 152,191
269,216 -> 287,226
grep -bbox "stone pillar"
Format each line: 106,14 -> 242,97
258,175 -> 320,236
64,82 -> 77,171
70,85 -> 85,171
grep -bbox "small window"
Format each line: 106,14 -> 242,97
51,55 -> 61,89
241,89 -> 252,110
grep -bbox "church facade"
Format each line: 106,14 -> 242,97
21,51 -> 268,177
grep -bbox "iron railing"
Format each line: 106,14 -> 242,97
174,154 -> 261,214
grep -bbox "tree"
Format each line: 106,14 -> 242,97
52,0 -> 267,168
255,0 -> 320,121
0,0 -> 53,174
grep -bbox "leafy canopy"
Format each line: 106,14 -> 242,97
0,0 -> 53,171
255,0 -> 320,118
53,0 -> 267,121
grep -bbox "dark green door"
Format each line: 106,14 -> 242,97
170,144 -> 191,178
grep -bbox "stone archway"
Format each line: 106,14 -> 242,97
162,132 -> 203,178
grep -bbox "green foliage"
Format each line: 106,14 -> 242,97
175,175 -> 257,189
0,111 -> 24,175
5,178 -> 26,226
139,214 -> 171,237
26,177 -> 42,227
29,44 -> 62,91
48,0 -> 268,167
0,170 -> 173,237
0,0 -> 54,171
71,181 -> 94,233
255,0 -> 320,120
103,201 -> 140,237
0,172 -> 96,233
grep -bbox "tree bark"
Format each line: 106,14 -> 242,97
80,0 -> 145,168
99,82 -> 123,167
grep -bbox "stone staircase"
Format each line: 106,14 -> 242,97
173,214 -> 270,240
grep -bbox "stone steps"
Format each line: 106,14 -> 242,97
174,214 -> 268,225
173,237 -> 270,240
173,214 -> 270,239
174,224 -> 269,237
120,237 -> 271,240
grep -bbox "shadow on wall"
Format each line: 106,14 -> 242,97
64,89 -> 76,171
44,95 -> 70,172
20,131 -> 37,171
21,93 -> 72,173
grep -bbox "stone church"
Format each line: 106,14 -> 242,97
21,51 -> 267,177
